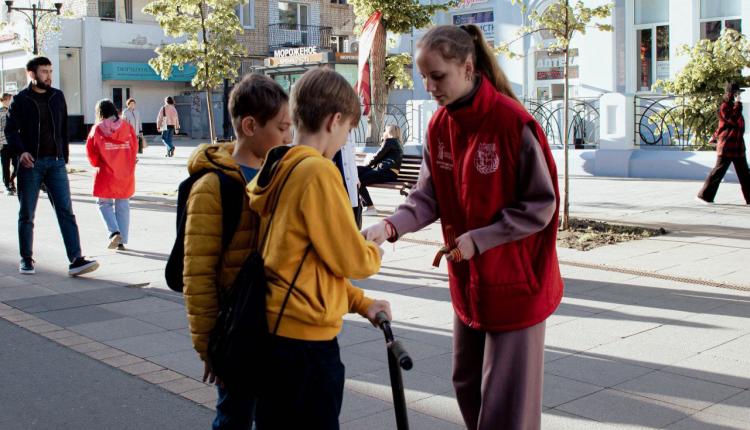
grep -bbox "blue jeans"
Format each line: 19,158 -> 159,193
161,127 -> 174,151
97,198 -> 130,244
213,385 -> 256,430
17,157 -> 82,262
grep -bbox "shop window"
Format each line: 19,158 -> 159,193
331,35 -> 349,52
331,0 -> 347,4
279,2 -> 309,27
634,0 -> 668,25
99,0 -> 116,20
699,0 -> 741,41
700,0 -> 741,19
236,0 -> 255,29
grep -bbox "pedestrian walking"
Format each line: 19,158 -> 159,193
247,68 -> 391,430
85,99 -> 138,251
156,96 -> 180,157
4,56 -> 99,276
121,98 -> 144,154
357,124 -> 404,215
362,25 -> 563,430
1,92 -> 18,195
697,82 -> 750,204
182,74 -> 293,430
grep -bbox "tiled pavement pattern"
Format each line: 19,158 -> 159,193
0,142 -> 748,429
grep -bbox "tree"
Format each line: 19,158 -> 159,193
652,29 -> 750,149
144,0 -> 246,142
349,0 -> 455,145
497,0 -> 612,231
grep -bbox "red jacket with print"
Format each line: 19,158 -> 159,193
427,76 -> 563,332
85,119 -> 138,199
716,100 -> 745,158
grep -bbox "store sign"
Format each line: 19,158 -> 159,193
265,52 -> 325,67
273,46 -> 318,58
101,62 -> 196,82
335,52 -> 358,63
455,0 -> 489,8
535,49 -> 579,80
452,11 -> 494,41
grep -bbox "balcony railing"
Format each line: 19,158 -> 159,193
268,23 -> 332,54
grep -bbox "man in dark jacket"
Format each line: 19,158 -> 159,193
698,82 -> 750,204
4,56 -> 99,276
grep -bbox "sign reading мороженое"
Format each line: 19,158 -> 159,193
273,47 -> 318,58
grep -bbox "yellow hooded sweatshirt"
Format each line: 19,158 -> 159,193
247,145 -> 381,341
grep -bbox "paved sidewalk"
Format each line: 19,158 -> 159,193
0,142 -> 748,429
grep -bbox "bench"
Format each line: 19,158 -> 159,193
356,153 -> 423,196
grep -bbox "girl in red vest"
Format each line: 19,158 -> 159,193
86,99 -> 138,250
363,24 -> 563,430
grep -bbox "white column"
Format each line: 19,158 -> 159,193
668,0 -> 697,78
595,92 -> 635,177
80,18 -> 103,125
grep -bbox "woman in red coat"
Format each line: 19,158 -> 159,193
363,25 -> 563,430
86,99 -> 138,250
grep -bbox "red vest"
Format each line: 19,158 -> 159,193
428,76 -> 564,332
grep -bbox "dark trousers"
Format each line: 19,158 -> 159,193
453,316 -> 546,430
357,166 -> 397,207
1,145 -> 17,189
698,155 -> 750,204
17,157 -> 82,262
255,336 -> 344,430
212,385 -> 255,430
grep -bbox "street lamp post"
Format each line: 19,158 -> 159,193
5,1 -> 63,55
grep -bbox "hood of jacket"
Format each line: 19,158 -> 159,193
247,145 -> 318,217
96,117 -> 124,137
187,141 -> 243,183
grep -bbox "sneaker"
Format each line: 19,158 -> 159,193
363,206 -> 378,216
695,196 -> 713,205
19,258 -> 35,275
68,257 -> 99,277
116,244 -> 126,251
108,232 -> 122,250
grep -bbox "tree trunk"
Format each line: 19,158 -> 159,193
562,48 -> 570,231
205,88 -> 216,143
369,22 -> 387,147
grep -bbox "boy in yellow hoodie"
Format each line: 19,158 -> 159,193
247,68 -> 390,429
183,74 -> 292,429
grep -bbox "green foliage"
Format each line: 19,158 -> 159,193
497,0 -> 613,57
143,0 -> 246,91
385,53 -> 413,90
652,29 -> 750,148
348,0 -> 457,34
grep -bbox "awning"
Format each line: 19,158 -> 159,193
101,62 -> 196,82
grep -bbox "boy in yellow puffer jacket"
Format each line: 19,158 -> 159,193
247,68 -> 391,429
182,74 -> 292,429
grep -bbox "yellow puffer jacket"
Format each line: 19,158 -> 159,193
183,142 -> 258,361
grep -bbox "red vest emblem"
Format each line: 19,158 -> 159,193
474,142 -> 499,174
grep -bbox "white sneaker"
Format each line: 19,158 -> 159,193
363,206 -> 378,216
695,196 -> 713,205
108,232 -> 122,249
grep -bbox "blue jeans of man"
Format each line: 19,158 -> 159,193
17,156 -> 82,262
213,385 -> 256,430
161,127 -> 174,151
97,198 -> 130,244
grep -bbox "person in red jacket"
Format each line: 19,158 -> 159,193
86,99 -> 138,250
697,82 -> 749,204
363,24 -> 563,430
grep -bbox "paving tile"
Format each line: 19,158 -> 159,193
159,377 -> 207,394
541,409 -> 612,430
86,347 -> 127,360
101,354 -> 144,368
131,309 -> 189,330
69,341 -> 109,354
68,317 -> 164,342
557,388 -> 694,428
544,354 -> 656,387
4,294 -> 88,313
543,374 -> 603,408
119,361 -> 164,376
345,338 -> 449,365
41,329 -> 79,340
702,390 -> 750,422
663,354 -> 750,389
342,408 -> 462,430
181,386 -> 218,404
408,393 -> 463,425
97,296 -> 184,316
666,411 -> 750,429
54,334 -> 93,347
702,334 -> 750,364
67,287 -> 146,306
148,350 -> 204,381
614,370 -> 742,411
341,349 -> 389,378
0,286 -> 58,301
138,369 -> 185,385
104,331 -> 193,358
36,306 -> 123,327
339,391 -> 396,424
347,368 -> 453,404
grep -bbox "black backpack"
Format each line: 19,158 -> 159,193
164,170 -> 244,292
207,154 -> 308,394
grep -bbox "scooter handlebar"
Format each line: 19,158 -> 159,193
390,340 -> 413,370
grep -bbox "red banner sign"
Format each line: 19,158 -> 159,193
356,11 -> 382,116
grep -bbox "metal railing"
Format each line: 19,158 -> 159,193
268,23 -> 332,54
522,97 -> 600,149
634,94 -> 718,149
352,104 -> 411,148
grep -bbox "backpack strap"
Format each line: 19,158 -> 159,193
215,171 -> 244,252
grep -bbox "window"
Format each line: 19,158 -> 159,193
236,0 -> 255,29
331,35 -> 349,52
331,0 -> 347,4
279,2 -> 309,27
98,0 -> 116,20
634,0 -> 668,92
700,0 -> 741,41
